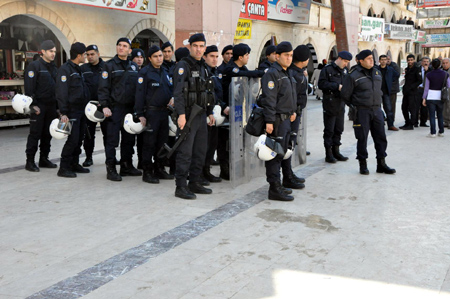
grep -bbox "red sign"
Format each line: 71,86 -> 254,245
240,0 -> 268,21
417,0 -> 450,8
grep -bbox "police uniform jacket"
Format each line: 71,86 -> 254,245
259,62 -> 297,124
205,64 -> 224,106
318,62 -> 349,114
402,65 -> 422,96
289,64 -> 308,110
98,55 -> 139,108
217,61 -> 227,77
81,58 -> 105,101
56,60 -> 89,115
258,59 -> 272,72
375,65 -> 400,95
135,64 -> 173,117
340,64 -> 383,108
162,60 -> 175,77
24,57 -> 57,106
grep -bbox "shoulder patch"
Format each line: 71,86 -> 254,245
61,76 -> 67,82
264,68 -> 269,73
218,73 -> 223,79
131,65 -> 136,71
268,81 -> 275,90
28,71 -> 35,78
138,77 -> 144,84
102,71 -> 108,79
233,67 -> 239,74
178,68 -> 184,75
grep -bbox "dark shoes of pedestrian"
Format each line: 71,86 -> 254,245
376,158 -> 396,174
203,167 -> 222,183
281,185 -> 293,194
268,181 -> 294,201
175,186 -> 196,200
142,169 -> 159,184
325,148 -> 337,163
288,169 -> 305,183
57,168 -> 77,178
359,159 -> 369,175
106,162 -> 122,181
282,177 -> 305,189
401,125 -> 414,130
219,163 -> 230,180
82,156 -> 93,167
72,164 -> 90,173
188,182 -> 212,194
388,126 -> 399,131
39,157 -> 57,168
25,155 -> 39,172
420,123 -> 429,127
332,145 -> 348,161
119,161 -> 142,176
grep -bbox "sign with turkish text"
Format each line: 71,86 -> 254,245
240,0 -> 268,21
268,0 -> 311,24
52,0 -> 157,15
385,23 -> 414,40
235,19 -> 252,39
417,0 -> 450,8
423,19 -> 450,29
413,30 -> 427,43
359,16 -> 384,42
422,34 -> 450,47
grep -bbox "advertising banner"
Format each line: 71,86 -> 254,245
359,16 -> 384,42
414,30 -> 427,43
385,23 -> 414,40
240,0 -> 268,21
422,34 -> 450,47
235,19 -> 252,39
268,0 -> 311,24
423,19 -> 450,29
53,0 -> 157,15
417,0 -> 450,8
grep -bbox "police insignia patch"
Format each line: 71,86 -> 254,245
218,73 -> 223,79
138,77 -> 144,84
268,81 -> 275,89
233,67 -> 239,74
131,65 -> 136,71
61,76 -> 67,82
28,71 -> 34,78
102,71 -> 108,79
178,68 -> 184,75
265,68 -> 269,73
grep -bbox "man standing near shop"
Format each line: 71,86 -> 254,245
56,42 -> 90,178
387,55 -> 400,122
376,54 -> 400,131
258,45 -> 277,72
98,37 -> 141,181
417,57 -> 431,127
217,45 -> 233,75
24,40 -> 58,172
401,54 -> 422,130
318,51 -> 353,163
161,42 -> 175,75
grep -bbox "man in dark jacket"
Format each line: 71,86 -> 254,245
258,45 -> 277,72
387,55 -> 400,122
341,50 -> 396,175
376,54 -> 400,131
24,40 -> 58,172
161,42 -> 175,76
56,42 -> 90,178
401,54 -> 422,130
217,45 -> 233,76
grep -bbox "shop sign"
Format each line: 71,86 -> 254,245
26,52 -> 39,59
422,33 -> 450,47
53,0 -> 157,15
268,0 -> 311,24
234,19 -> 252,40
413,30 -> 427,43
385,23 -> 414,40
417,0 -> 450,8
423,19 -> 450,29
359,16 -> 384,42
240,0 -> 268,21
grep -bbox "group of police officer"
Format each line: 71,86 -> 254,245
23,35 -> 395,201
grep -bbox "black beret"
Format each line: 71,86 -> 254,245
356,50 -> 372,61
147,46 -> 161,57
161,42 -> 173,51
338,51 -> 353,61
265,45 -> 277,56
233,43 -> 251,61
204,45 -> 219,55
276,42 -> 293,54
116,37 -> 131,46
70,42 -> 86,55
131,48 -> 144,60
188,33 -> 206,44
86,45 -> 98,52
41,40 -> 55,51
293,45 -> 310,61
221,45 -> 233,55
175,47 -> 189,62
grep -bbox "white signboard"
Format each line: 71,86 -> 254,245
359,16 -> 384,42
385,23 -> 415,40
423,19 -> 450,29
268,0 -> 311,24
53,0 -> 157,15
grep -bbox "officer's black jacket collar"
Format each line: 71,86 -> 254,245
185,55 -> 205,66
39,57 -> 56,68
147,63 -> 162,73
113,55 -> 130,64
289,63 -> 304,73
67,59 -> 82,71
272,61 -> 288,73
205,64 -> 217,74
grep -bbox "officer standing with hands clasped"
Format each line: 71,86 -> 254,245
173,33 -> 215,200
259,41 -> 297,201
341,50 -> 396,175
56,42 -> 90,178
318,51 -> 353,163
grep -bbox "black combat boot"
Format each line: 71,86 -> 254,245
359,159 -> 369,175
325,148 -> 337,163
120,161 -> 142,176
82,155 -> 93,167
268,181 -> 294,201
332,145 -> 349,161
106,162 -> 122,181
142,165 -> 159,184
188,181 -> 212,194
39,156 -> 57,168
203,166 -> 222,183
25,154 -> 39,172
175,186 -> 196,200
219,163 -> 230,180
280,185 -> 293,194
288,169 -> 305,184
282,176 -> 305,189
57,168 -> 77,178
154,162 -> 174,180
376,158 -> 396,174
72,163 -> 90,173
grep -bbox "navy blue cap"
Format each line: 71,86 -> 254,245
356,50 -> 372,61
86,45 -> 98,52
265,45 -> 277,56
293,44 -> 309,61
116,37 -> 131,46
233,43 -> 251,61
204,45 -> 219,55
338,51 -> 353,61
175,47 -> 189,62
276,42 -> 293,55
147,46 -> 161,57
188,33 -> 206,44
221,45 -> 233,55
131,48 -> 144,60
41,40 -> 55,51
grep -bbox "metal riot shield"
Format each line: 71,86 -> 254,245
293,108 -> 307,165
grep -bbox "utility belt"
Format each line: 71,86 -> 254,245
147,106 -> 168,111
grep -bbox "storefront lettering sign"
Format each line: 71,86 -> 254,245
53,0 -> 157,15
240,0 -> 268,21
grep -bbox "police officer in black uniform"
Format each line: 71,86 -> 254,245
259,41 -> 297,201
135,45 -> 174,184
56,42 -> 90,178
341,50 -> 396,175
24,40 -> 58,172
161,42 -> 175,76
98,37 -> 141,181
318,50 -> 353,163
258,45 -> 277,72
131,48 -> 145,169
217,45 -> 233,76
81,44 -> 106,167
173,33 -> 215,199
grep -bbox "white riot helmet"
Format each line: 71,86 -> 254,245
168,116 -> 177,137
308,83 -> 314,96
85,101 -> 105,122
283,149 -> 293,160
12,94 -> 33,114
253,135 -> 277,161
283,133 -> 296,160
123,113 -> 145,134
213,105 -> 225,126
49,118 -> 72,140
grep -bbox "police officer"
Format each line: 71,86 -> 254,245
56,42 -> 90,178
131,48 -> 145,69
24,40 -> 58,172
217,45 -> 233,75
131,48 -> 145,169
341,50 -> 396,175
259,41 -> 297,201
173,33 -> 215,199
203,45 -> 224,183
81,44 -> 106,167
135,45 -> 174,184
318,51 -> 352,163
98,37 -> 141,181
220,43 -> 264,180
258,45 -> 277,72
161,42 -> 175,75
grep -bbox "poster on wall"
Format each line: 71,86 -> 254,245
235,19 -> 252,39
385,24 -> 414,40
267,0 -> 311,24
417,0 -> 450,8
423,19 -> 450,29
423,33 -> 450,47
53,0 -> 157,15
359,16 -> 384,42
240,0 -> 268,21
